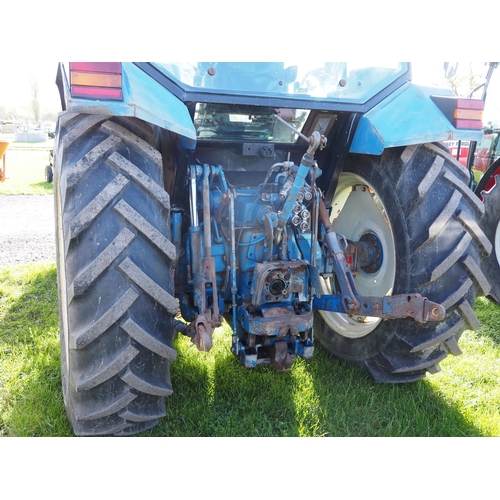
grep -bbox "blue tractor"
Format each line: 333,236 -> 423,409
53,62 -> 490,436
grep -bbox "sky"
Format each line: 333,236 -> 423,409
0,61 -> 60,110
0,2 -> 495,113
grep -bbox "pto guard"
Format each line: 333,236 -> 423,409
350,83 -> 485,155
58,62 -> 197,146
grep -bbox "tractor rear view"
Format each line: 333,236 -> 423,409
53,62 -> 490,436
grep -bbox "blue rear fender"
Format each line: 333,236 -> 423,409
350,83 -> 484,155
58,63 -> 484,157
58,62 -> 197,145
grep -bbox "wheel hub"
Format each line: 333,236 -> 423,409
319,173 -> 396,339
343,232 -> 384,274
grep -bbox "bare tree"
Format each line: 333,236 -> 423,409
29,71 -> 41,122
445,63 -> 486,97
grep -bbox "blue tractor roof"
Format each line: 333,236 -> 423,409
151,62 -> 410,106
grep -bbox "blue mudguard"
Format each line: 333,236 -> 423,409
58,62 -> 197,146
350,83 -> 484,155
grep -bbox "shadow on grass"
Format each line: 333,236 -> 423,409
155,331 -> 483,437
304,343 -> 483,437
157,339 -> 300,437
0,264 -> 487,437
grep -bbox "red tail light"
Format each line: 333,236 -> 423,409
431,95 -> 484,130
70,62 -> 123,100
452,98 -> 484,129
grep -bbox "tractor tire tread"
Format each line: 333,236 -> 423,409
54,113 -> 176,436
315,143 -> 488,382
479,174 -> 500,302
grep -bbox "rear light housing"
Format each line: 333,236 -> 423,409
431,95 -> 484,130
69,62 -> 123,100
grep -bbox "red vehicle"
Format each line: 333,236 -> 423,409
446,131 -> 500,173
473,129 -> 500,176
444,139 -> 470,166
453,63 -> 500,302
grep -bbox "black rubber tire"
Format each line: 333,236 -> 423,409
478,173 -> 500,303
314,143 -> 491,382
53,112 -> 177,436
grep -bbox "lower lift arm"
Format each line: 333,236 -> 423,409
313,198 -> 445,323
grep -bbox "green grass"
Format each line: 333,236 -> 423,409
0,263 -> 69,436
1,262 -> 499,437
0,134 -> 54,195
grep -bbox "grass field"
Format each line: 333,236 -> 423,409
0,262 -> 499,437
0,134 -> 54,195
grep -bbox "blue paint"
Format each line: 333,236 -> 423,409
59,62 -> 197,145
350,83 -> 485,155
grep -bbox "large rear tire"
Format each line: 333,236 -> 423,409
478,172 -> 500,303
314,143 -> 491,382
54,113 -> 177,435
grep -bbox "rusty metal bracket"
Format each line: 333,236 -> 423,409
250,260 -> 310,307
313,293 -> 445,323
190,256 -> 222,352
193,314 -> 213,351
271,340 -> 292,371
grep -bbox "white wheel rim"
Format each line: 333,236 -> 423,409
319,172 -> 396,339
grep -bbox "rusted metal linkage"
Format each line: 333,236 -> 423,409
312,293 -> 445,323
317,196 -> 445,323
